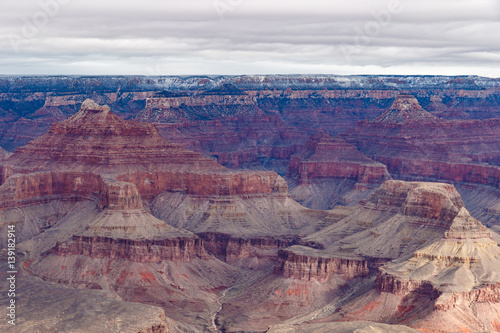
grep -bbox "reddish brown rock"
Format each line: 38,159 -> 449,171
117,169 -> 287,200
0,171 -> 145,211
0,171 -> 103,209
52,235 -> 207,263
368,207 -> 500,332
287,132 -> 389,185
200,232 -> 298,260
157,114 -> 307,172
286,132 -> 390,209
274,247 -> 369,282
1,99 -> 224,176
346,95 -> 500,189
374,94 -> 437,123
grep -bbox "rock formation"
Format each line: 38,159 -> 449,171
287,132 -> 389,186
255,182 -> 500,333
374,94 -> 437,123
287,132 -> 390,209
0,99 -> 325,238
0,99 -> 340,332
212,180 -> 477,331
1,99 -> 224,176
371,207 -> 500,332
346,94 -> 500,191
298,180 -> 465,261
274,246 -> 369,282
2,76 -> 500,332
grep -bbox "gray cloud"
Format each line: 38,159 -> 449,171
0,0 -> 498,76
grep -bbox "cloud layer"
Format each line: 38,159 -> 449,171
1,0 -> 499,76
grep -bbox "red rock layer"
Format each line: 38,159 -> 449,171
375,94 -> 437,123
0,171 -> 102,209
52,235 -> 207,263
0,171 -> 144,211
117,169 -> 288,200
367,180 -> 464,223
274,249 -> 369,282
434,283 -> 500,311
1,100 -> 289,203
287,132 -> 389,185
157,115 -> 307,170
200,232 -> 300,262
347,95 -> 500,188
1,99 -> 225,176
375,273 -> 440,298
376,157 -> 500,189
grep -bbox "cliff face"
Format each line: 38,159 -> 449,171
1,99 -> 289,204
286,132 -> 390,209
117,169 -> 287,200
271,181 -> 467,283
1,99 -> 225,175
0,171 -> 146,211
52,235 -> 207,262
3,76 -> 499,177
374,94 -> 437,123
433,283 -> 500,311
199,232 -> 301,269
346,95 -> 500,189
274,248 -> 369,282
370,206 -> 500,332
287,132 -> 389,185
375,273 -> 440,297
0,171 -> 103,209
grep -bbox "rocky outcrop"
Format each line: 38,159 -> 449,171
52,235 -> 207,262
346,95 -> 500,190
117,169 -> 288,200
286,132 -> 390,209
1,99 -> 289,202
0,171 -> 146,211
200,232 -> 299,261
433,283 -> 500,311
1,99 -> 225,176
371,206 -> 500,331
287,132 -> 389,185
374,94 -> 437,123
375,273 -> 440,297
0,171 -> 103,209
296,181 -> 467,266
275,247 -> 369,282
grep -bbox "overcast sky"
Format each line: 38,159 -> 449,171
1,0 -> 499,77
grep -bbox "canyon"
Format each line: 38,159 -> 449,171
1,75 -> 500,332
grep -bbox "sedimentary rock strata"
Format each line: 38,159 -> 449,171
274,246 -> 369,282
286,131 -> 390,209
346,95 -> 500,190
364,207 -> 500,332
2,77 -> 500,332
0,99 -> 343,332
287,132 -> 389,186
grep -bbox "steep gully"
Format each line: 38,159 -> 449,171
212,286 -> 234,332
